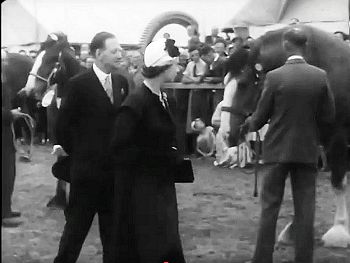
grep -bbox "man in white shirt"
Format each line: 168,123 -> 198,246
182,46 -> 207,84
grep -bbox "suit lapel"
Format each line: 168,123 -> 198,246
111,74 -> 122,108
90,68 -> 113,106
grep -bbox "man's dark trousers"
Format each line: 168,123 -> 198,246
53,163 -> 114,263
252,163 -> 317,263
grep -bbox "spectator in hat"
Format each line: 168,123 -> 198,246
111,38 -> 186,263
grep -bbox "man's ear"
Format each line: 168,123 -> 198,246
95,49 -> 101,58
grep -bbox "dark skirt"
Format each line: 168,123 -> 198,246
113,166 -> 186,263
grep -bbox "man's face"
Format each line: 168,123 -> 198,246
211,28 -> 219,36
201,50 -> 215,64
214,42 -> 226,55
96,37 -> 124,71
190,50 -> 200,63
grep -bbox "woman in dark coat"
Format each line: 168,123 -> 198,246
111,39 -> 186,263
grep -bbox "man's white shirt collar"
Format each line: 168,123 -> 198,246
287,55 -> 304,61
93,63 -> 111,88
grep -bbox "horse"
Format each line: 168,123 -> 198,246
2,51 -> 37,159
20,32 -> 83,142
20,32 -> 84,208
221,24 -> 350,247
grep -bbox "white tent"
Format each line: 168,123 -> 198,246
227,0 -> 350,38
1,0 -> 249,48
1,0 -> 49,47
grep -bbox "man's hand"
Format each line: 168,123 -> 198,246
239,117 -> 252,139
10,108 -> 26,119
51,145 -> 68,157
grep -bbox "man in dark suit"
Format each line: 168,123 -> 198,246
241,28 -> 335,263
53,32 -> 128,263
2,50 -> 24,227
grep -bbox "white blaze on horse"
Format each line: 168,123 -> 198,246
221,25 -> 350,248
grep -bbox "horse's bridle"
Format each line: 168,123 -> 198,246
221,65 -> 264,121
30,51 -> 62,84
29,72 -> 49,83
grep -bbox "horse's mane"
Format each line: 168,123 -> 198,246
60,47 -> 82,79
5,53 -> 33,88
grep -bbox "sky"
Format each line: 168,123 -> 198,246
2,0 -> 249,46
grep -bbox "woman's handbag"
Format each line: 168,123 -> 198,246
52,156 -> 71,183
173,158 -> 194,183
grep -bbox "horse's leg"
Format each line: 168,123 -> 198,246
322,129 -> 350,247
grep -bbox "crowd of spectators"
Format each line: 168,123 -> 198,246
9,26 -> 350,156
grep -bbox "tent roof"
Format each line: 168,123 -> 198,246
1,0 -> 49,47
1,0 -> 249,47
228,0 -> 349,27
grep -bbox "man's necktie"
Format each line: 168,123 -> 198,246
193,64 -> 197,77
159,92 -> 167,109
104,76 -> 113,103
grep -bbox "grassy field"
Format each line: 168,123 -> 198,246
2,145 -> 350,263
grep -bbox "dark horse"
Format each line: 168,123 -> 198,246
223,25 -> 350,247
20,32 -> 84,208
2,52 -> 35,159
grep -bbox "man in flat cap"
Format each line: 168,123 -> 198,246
241,27 -> 335,263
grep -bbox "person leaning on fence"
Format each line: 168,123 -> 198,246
240,28 -> 335,263
53,32 -> 129,263
111,38 -> 186,263
181,46 -> 207,84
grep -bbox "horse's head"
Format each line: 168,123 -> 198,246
223,45 -> 264,145
21,32 -> 73,99
226,28 -> 310,145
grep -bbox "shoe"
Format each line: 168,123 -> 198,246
2,217 -> 23,227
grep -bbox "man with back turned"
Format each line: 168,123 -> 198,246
241,28 -> 335,263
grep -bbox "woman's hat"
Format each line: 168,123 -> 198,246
144,39 -> 174,67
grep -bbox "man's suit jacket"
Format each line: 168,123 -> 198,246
2,82 -> 15,155
249,58 -> 335,164
56,68 -> 128,179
